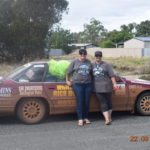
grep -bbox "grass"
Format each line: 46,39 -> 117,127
139,75 -> 150,80
0,56 -> 150,80
0,63 -> 20,76
104,57 -> 150,75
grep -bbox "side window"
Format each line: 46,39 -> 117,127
44,71 -> 65,82
17,64 -> 45,82
44,64 -> 65,82
44,72 -> 57,82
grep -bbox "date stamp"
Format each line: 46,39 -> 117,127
129,136 -> 149,143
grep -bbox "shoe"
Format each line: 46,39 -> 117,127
84,119 -> 91,124
105,120 -> 111,125
78,120 -> 84,126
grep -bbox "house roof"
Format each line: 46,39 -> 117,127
135,37 -> 150,42
68,43 -> 92,47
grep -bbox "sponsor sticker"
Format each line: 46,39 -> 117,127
114,83 -> 126,95
0,87 -> 12,97
19,86 -> 43,96
52,85 -> 74,97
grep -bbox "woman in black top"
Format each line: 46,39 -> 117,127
92,51 -> 117,125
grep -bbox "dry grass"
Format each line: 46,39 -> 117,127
104,57 -> 150,75
0,56 -> 150,78
0,63 -> 20,76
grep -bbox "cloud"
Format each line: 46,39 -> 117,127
61,0 -> 150,32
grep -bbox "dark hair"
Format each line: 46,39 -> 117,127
79,48 -> 87,55
95,51 -> 102,57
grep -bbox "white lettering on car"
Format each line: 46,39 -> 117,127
0,87 -> 12,97
19,86 -> 43,96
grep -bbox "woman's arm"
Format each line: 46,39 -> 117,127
66,74 -> 73,86
111,76 -> 118,90
111,76 -> 116,85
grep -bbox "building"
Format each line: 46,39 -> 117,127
45,49 -> 66,57
124,37 -> 150,48
68,43 -> 94,49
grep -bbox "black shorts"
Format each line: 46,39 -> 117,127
96,93 -> 112,112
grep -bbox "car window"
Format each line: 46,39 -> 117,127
44,72 -> 57,82
7,63 -> 32,79
43,61 -> 67,83
16,64 -> 46,82
44,71 -> 65,82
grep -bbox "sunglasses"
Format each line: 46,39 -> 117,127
80,53 -> 87,55
95,55 -> 102,57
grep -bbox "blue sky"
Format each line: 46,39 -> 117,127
61,0 -> 150,32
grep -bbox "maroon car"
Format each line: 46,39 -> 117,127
0,61 -> 150,124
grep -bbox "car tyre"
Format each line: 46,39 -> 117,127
16,98 -> 47,124
136,92 -> 150,115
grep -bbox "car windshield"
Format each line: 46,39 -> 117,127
7,63 -> 32,79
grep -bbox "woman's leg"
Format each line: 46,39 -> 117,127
96,93 -> 112,124
105,93 -> 113,122
83,83 -> 93,120
72,83 -> 84,120
103,111 -> 110,124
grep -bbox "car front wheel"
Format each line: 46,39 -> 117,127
16,98 -> 47,124
136,92 -> 150,115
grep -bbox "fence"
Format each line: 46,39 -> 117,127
87,48 -> 144,58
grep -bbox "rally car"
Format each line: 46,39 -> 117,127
0,61 -> 150,124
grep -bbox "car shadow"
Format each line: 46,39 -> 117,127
41,111 -> 146,124
0,115 -> 20,125
0,112 -> 148,125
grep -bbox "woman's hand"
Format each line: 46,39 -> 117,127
113,83 -> 119,91
66,80 -> 72,86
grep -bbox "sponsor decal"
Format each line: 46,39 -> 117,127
114,84 -> 126,95
130,84 -> 143,90
52,85 -> 74,97
19,86 -> 43,96
0,87 -> 12,97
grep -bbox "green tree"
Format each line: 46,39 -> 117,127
120,23 -> 137,37
100,30 -> 133,48
136,20 -> 150,36
47,26 -> 73,53
100,40 -> 115,48
0,0 -> 68,62
82,18 -> 106,45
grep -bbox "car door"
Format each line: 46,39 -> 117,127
112,77 -> 129,111
14,63 -> 46,98
43,67 -> 76,114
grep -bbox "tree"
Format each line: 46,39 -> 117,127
100,30 -> 133,48
100,40 -> 115,48
136,20 -> 150,36
120,23 -> 137,37
0,0 -> 68,62
82,18 -> 106,45
47,26 -> 73,53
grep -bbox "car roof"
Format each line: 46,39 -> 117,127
28,59 -> 72,65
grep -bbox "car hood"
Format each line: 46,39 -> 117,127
128,78 -> 150,85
